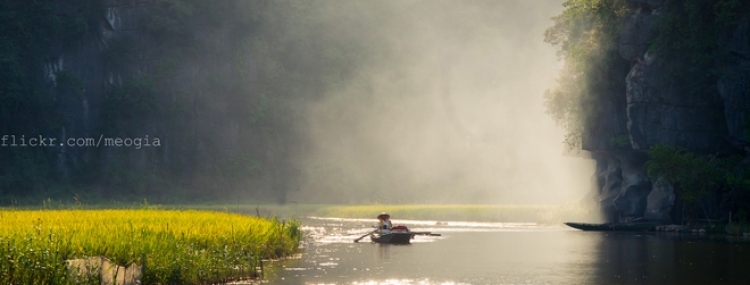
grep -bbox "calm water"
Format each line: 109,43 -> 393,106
238,218 -> 750,285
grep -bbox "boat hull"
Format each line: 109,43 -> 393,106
565,222 -> 657,232
370,233 -> 413,244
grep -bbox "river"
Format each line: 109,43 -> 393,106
236,217 -> 750,285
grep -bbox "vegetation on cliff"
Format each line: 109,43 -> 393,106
645,144 -> 750,224
543,0 -> 631,149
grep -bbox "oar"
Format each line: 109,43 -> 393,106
354,229 -> 378,243
411,231 -> 441,236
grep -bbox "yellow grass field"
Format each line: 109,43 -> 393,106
0,209 -> 300,285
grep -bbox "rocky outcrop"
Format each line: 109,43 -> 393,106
620,4 -> 730,152
644,176 -> 675,222
587,3 -> 748,222
592,151 -> 651,222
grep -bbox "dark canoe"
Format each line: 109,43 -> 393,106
370,232 -> 413,244
565,222 -> 657,232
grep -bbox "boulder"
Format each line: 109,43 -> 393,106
592,151 -> 652,221
644,176 -> 674,222
68,256 -> 142,285
611,152 -> 651,219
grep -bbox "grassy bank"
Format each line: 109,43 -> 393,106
312,204 -> 599,224
163,203 -> 328,218
0,209 -> 300,285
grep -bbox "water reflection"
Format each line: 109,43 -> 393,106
233,218 -> 750,285
590,232 -> 750,284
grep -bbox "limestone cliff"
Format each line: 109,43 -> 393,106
585,0 -> 750,222
31,0 -> 298,202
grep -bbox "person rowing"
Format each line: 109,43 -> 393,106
376,212 -> 393,234
354,212 -> 393,242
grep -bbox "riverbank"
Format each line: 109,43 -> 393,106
311,204 -> 597,224
0,209 -> 300,285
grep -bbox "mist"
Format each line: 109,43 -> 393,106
280,0 -> 595,205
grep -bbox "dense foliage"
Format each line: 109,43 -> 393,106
645,144 -> 750,223
543,0 -> 631,149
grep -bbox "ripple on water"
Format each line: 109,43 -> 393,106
304,217 -> 555,244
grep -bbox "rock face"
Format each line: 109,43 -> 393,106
718,16 -> 750,152
592,152 -> 651,221
41,1 -> 293,200
625,50 -> 728,152
586,4 -> 748,222
619,7 -> 658,61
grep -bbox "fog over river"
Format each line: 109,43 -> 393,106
291,0 -> 595,205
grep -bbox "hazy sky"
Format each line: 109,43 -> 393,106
285,0 -> 594,204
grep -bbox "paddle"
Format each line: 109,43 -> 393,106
411,231 -> 441,236
354,229 -> 378,243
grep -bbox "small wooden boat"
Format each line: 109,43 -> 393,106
370,225 -> 414,244
370,232 -> 413,244
367,225 -> 441,244
565,222 -> 657,232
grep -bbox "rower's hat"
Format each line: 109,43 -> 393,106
377,212 -> 390,218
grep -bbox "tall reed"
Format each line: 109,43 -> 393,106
0,209 -> 300,285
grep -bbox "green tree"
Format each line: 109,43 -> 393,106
644,144 -> 725,224
543,0 -> 631,149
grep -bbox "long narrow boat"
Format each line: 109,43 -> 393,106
565,222 -> 658,232
565,222 -> 614,231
